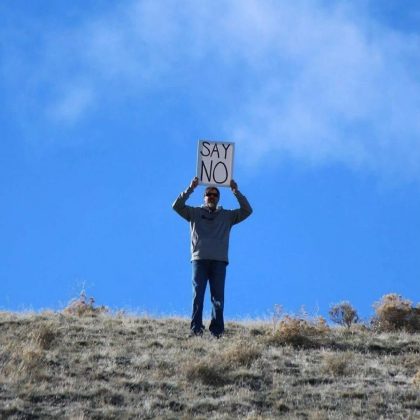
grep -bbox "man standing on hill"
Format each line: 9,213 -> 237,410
172,177 -> 253,338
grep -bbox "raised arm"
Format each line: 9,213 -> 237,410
229,179 -> 253,225
172,177 -> 199,221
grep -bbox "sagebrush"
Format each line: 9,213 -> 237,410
373,293 -> 420,332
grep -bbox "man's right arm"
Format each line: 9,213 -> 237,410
172,177 -> 198,221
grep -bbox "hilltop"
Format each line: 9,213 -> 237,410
0,311 -> 419,419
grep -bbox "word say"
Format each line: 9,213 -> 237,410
196,140 -> 235,186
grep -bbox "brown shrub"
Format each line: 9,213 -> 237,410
372,294 -> 420,332
329,301 -> 359,328
270,315 -> 329,348
63,290 -> 108,317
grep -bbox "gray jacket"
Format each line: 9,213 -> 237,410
172,186 -> 253,263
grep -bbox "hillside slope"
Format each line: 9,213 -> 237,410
0,312 -> 419,419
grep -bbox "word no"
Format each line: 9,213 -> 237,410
197,141 -> 234,186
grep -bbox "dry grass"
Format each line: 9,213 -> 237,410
321,351 -> 355,376
0,311 -> 419,419
413,370 -> 420,388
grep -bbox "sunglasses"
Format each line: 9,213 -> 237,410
205,193 -> 219,198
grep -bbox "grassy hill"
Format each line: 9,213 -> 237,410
0,310 -> 419,419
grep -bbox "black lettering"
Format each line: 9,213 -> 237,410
213,161 -> 228,184
210,143 -> 220,158
221,143 -> 231,159
200,141 -> 211,157
200,160 -> 213,183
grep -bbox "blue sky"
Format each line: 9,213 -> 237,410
1,0 -> 419,321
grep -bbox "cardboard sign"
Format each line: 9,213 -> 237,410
196,140 -> 235,186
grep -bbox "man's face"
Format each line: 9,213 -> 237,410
204,189 -> 219,209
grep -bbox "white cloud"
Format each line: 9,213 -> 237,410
217,1 -> 420,177
47,85 -> 94,123
3,0 -> 420,179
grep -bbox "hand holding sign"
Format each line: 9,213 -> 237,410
197,140 -> 235,187
230,179 -> 238,193
189,177 -> 199,190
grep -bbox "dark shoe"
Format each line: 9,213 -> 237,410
210,332 -> 223,339
188,329 -> 204,338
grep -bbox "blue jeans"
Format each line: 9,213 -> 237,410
191,260 -> 227,336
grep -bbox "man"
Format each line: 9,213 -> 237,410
172,177 -> 253,338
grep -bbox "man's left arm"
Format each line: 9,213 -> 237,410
229,179 -> 253,225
